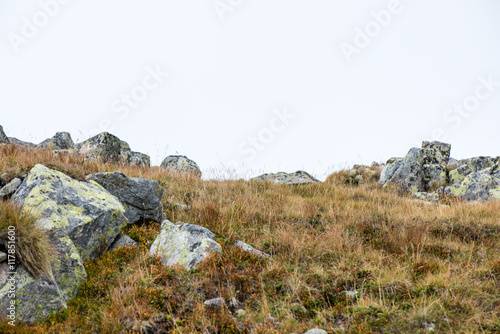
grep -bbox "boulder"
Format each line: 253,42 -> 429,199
251,171 -> 319,185
0,178 -> 22,199
86,171 -> 164,225
37,132 -> 74,150
445,164 -> 500,201
75,132 -> 150,167
149,220 -> 222,270
161,155 -> 201,177
0,125 -> 8,144
12,164 -> 129,261
379,141 -> 451,193
0,217 -> 87,323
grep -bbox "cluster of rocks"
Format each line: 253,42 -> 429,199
0,164 -> 267,323
0,125 -> 202,176
379,141 -> 500,202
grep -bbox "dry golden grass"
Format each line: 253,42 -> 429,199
0,144 -> 499,333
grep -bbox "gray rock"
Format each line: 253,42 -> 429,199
445,164 -> 500,202
0,125 -> 8,144
0,252 -> 6,262
86,171 -> 164,225
75,132 -> 150,167
251,171 -> 319,185
0,216 -> 87,323
124,151 -> 150,167
379,141 -> 451,193
149,220 -> 222,270
161,155 -> 201,177
0,178 -> 22,199
449,157 -> 499,185
204,297 -> 226,309
108,234 -> 137,251
303,329 -> 328,334
12,164 -> 129,261
235,240 -> 270,258
421,141 -> 451,164
412,191 -> 439,203
7,137 -> 35,148
37,132 -> 74,150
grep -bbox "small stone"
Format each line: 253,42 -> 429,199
0,178 -> 22,199
0,252 -> 7,262
303,329 -> 328,334
235,240 -> 270,258
204,297 -> 226,310
234,309 -> 246,318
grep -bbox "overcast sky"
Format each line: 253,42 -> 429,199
1,0 -> 499,180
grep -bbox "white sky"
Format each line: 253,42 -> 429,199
1,0 -> 499,180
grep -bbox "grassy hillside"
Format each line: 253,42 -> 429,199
1,144 -> 499,333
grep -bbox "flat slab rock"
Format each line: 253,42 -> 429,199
149,220 -> 221,270
251,171 -> 319,185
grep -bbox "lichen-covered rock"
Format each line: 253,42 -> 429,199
149,220 -> 222,270
108,233 -> 137,251
235,240 -> 270,258
86,171 -> 164,225
12,164 -> 129,261
379,141 -> 451,193
412,191 -> 439,203
124,151 -> 150,167
0,125 -> 8,144
75,132 -> 150,167
422,164 -> 447,190
0,217 -> 87,323
0,178 -> 21,199
251,171 -> 319,185
161,155 -> 201,177
421,141 -> 451,164
449,157 -> 499,185
445,164 -> 500,201
38,132 -> 74,150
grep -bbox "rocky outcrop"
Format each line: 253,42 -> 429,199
161,155 -> 201,177
12,164 -> 129,261
251,171 -> 319,185
380,141 -> 500,203
149,220 -> 222,270
75,132 -> 150,167
444,164 -> 500,201
38,132 -> 74,150
86,171 -> 164,225
0,125 -> 8,144
379,141 -> 450,193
